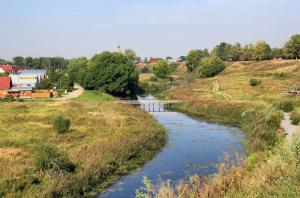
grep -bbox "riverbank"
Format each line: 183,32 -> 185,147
0,100 -> 166,197
152,60 -> 300,197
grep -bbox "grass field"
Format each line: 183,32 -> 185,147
0,99 -> 165,197
75,90 -> 115,101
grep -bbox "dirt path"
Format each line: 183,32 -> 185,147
54,84 -> 84,101
281,113 -> 300,143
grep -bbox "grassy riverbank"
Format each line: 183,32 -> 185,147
153,60 -> 300,197
0,101 -> 166,197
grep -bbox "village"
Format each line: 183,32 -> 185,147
0,65 -> 59,99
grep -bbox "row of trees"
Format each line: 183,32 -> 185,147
186,34 -> 300,72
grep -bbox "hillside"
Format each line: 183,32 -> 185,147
168,60 -> 300,103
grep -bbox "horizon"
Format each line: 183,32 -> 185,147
1,0 -> 299,60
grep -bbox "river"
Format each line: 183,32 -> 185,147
99,95 -> 245,198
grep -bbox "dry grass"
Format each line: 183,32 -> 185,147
0,101 -> 165,197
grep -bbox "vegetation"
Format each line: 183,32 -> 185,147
161,59 -> 300,197
68,52 -> 139,97
0,101 -> 165,197
198,57 -> 225,78
249,79 -> 261,87
152,60 -> 171,79
290,111 -> 300,125
75,90 -> 115,102
36,70 -> 73,91
35,144 -> 75,172
53,115 -> 71,134
186,49 -> 209,72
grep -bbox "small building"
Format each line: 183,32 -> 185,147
0,65 -> 29,74
149,58 -> 163,65
9,86 -> 33,98
10,74 -> 39,87
0,76 -> 12,98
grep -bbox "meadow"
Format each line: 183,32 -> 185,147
0,100 -> 165,197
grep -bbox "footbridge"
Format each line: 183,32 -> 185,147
118,100 -> 183,112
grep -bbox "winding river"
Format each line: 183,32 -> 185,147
99,96 -> 245,198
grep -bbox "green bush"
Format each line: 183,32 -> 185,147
249,79 -> 261,87
278,99 -> 294,112
153,60 -> 171,79
0,96 -> 15,102
149,76 -> 158,82
35,144 -> 75,172
53,115 -> 71,134
199,57 -> 225,78
290,111 -> 300,125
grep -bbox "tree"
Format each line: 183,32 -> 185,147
211,42 -> 233,61
271,48 -> 284,59
253,41 -> 272,60
198,57 -> 225,78
25,57 -> 34,68
153,60 -> 171,79
241,44 -> 255,61
67,57 -> 88,85
13,56 -> 25,66
284,34 -> 300,59
124,49 -> 137,61
83,52 -> 139,96
186,49 -> 209,72
230,43 -> 242,61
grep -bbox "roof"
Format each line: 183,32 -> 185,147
9,86 -> 33,92
0,76 -> 12,90
10,74 -> 38,87
0,65 -> 13,72
19,70 -> 46,75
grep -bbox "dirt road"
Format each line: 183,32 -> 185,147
54,84 -> 84,101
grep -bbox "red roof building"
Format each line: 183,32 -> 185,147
0,77 -> 12,90
0,65 -> 29,74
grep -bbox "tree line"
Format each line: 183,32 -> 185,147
186,34 -> 300,72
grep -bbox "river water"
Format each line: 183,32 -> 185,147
99,96 -> 245,198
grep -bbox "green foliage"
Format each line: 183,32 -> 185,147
149,76 -> 158,82
278,99 -> 294,112
140,67 -> 149,73
284,34 -> 300,59
169,62 -> 178,73
0,96 -> 15,102
249,79 -> 261,87
186,49 -> 209,72
67,57 -> 88,85
240,44 -> 255,61
0,71 -> 9,77
82,52 -> 139,97
53,115 -> 71,134
211,42 -> 241,61
290,111 -> 300,125
152,60 -> 171,79
35,144 -> 75,172
253,41 -> 272,60
75,90 -> 115,101
13,56 -> 25,66
199,57 -> 225,78
135,176 -> 152,198
124,49 -> 138,61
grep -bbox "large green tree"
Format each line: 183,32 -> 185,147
83,52 -> 139,96
153,60 -> 171,79
284,34 -> 300,59
13,56 -> 25,66
186,49 -> 209,72
211,42 -> 233,61
124,49 -> 138,61
67,57 -> 88,85
241,44 -> 255,61
253,41 -> 272,60
199,57 -> 225,78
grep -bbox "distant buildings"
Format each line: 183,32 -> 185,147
0,67 -> 48,99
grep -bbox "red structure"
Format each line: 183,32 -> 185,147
0,65 -> 29,74
0,76 -> 12,98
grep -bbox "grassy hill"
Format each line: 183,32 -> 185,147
155,60 -> 300,198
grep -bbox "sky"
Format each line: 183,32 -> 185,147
0,0 -> 299,60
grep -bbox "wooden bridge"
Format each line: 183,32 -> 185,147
118,100 -> 183,112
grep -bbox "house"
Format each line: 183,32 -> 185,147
10,74 -> 39,87
0,76 -> 12,98
9,86 -> 33,98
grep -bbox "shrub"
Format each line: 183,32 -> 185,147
290,111 -> 300,125
153,60 -> 171,79
278,99 -> 294,112
199,57 -> 225,78
149,76 -> 158,82
0,95 -> 15,102
53,115 -> 71,134
249,79 -> 261,87
140,67 -> 149,73
35,144 -> 75,172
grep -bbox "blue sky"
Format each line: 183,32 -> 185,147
0,0 -> 299,60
